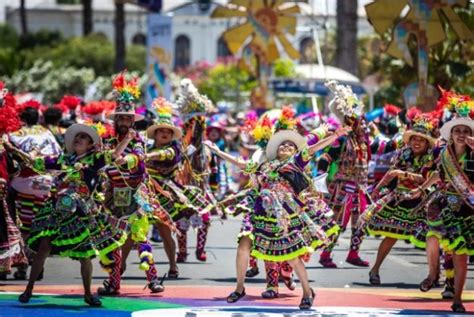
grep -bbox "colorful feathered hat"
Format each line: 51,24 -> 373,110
326,80 -> 363,125
265,106 -> 306,160
175,78 -> 215,122
402,112 -> 438,146
437,88 -> 474,141
146,97 -> 182,140
107,71 -> 144,121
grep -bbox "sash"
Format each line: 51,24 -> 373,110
441,147 -> 474,208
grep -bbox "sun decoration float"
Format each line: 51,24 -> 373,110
211,0 -> 301,63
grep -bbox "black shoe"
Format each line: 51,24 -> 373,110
451,303 -> 466,313
227,288 -> 246,303
18,291 -> 32,303
299,288 -> 315,310
0,273 -> 7,280
245,267 -> 259,278
84,295 -> 102,307
97,280 -> 120,296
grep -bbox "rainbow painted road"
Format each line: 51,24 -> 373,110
0,285 -> 472,316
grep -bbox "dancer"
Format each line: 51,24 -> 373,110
358,113 -> 439,285
317,81 -> 400,268
206,108 -> 349,309
174,79 -> 216,263
145,97 -> 208,278
0,85 -> 28,280
409,91 -> 473,313
98,72 -> 163,295
16,123 -> 127,306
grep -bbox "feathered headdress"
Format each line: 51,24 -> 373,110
175,78 -> 215,122
0,87 -> 21,135
274,106 -> 298,132
384,104 -> 401,116
326,80 -> 363,125
112,71 -> 140,104
107,71 -> 143,121
18,99 -> 42,112
251,115 -> 273,148
437,88 -> 474,140
59,95 -> 82,111
402,112 -> 438,146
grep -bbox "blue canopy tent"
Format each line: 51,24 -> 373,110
269,65 -> 367,96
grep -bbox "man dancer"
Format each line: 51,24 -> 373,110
98,72 -> 163,295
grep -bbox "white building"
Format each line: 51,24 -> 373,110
4,0 -> 374,69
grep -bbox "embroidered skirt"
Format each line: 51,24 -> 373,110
28,193 -> 127,260
417,191 -> 474,255
364,191 -> 427,247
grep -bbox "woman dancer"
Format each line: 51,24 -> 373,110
409,91 -> 473,313
359,113 -> 439,285
16,123 -> 127,306
205,110 -> 349,309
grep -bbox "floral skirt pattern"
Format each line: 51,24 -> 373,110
28,192 -> 127,261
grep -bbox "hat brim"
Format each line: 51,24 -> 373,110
65,124 -> 100,154
146,124 -> 182,140
440,117 -> 474,141
107,112 -> 144,121
402,131 -> 436,147
265,130 -> 306,160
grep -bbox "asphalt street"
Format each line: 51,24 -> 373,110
4,215 -> 473,292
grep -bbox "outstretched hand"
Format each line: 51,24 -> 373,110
334,125 -> 351,138
203,140 -> 219,153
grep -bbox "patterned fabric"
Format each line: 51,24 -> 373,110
416,146 -> 474,255
242,149 -> 334,262
362,147 -> 439,247
0,197 -> 28,274
27,150 -> 127,261
318,134 -> 399,254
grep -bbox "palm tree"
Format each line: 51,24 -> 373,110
114,0 -> 126,71
335,0 -> 358,76
82,0 -> 93,35
20,0 -> 28,34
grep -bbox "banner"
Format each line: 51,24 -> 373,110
146,14 -> 172,106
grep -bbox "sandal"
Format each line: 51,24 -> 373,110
451,303 -> 466,313
283,277 -> 296,291
369,271 -> 381,285
226,288 -> 246,303
18,291 -> 32,303
245,267 -> 259,278
299,288 -> 315,310
261,289 -> 278,299
84,295 -> 102,307
168,269 -> 179,279
419,277 -> 435,292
